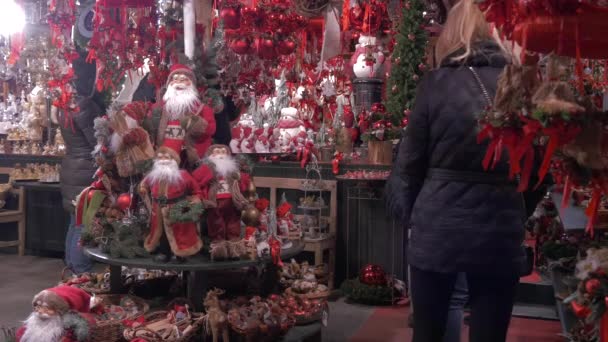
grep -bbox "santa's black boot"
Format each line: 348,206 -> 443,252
153,233 -> 172,263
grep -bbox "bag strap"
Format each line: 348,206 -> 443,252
468,66 -> 493,109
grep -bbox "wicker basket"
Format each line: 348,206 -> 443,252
285,287 -> 331,300
89,294 -> 149,342
123,310 -> 204,342
59,267 -> 111,295
229,312 -> 295,341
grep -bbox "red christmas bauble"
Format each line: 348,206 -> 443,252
116,193 -> 132,211
91,179 -> 104,189
359,264 -> 387,286
258,38 -> 277,59
403,109 -> 412,116
585,278 -> 601,294
230,38 -> 251,54
220,7 -> 241,30
240,7 -> 258,26
277,38 -> 297,55
401,118 -> 409,127
372,121 -> 385,129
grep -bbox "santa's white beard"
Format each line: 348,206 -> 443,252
21,312 -> 64,342
209,155 -> 238,177
163,84 -> 200,121
145,159 -> 182,185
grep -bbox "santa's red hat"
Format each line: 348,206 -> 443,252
255,198 -> 270,212
242,126 -> 253,137
277,202 -> 292,218
167,64 -> 196,86
32,286 -> 92,314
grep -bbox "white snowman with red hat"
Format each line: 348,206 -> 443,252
277,107 -> 306,152
17,286 -> 99,342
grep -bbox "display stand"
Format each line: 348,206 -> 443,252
254,176 -> 337,288
85,242 -> 304,311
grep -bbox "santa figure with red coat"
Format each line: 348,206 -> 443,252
192,144 -> 252,242
156,64 -> 216,168
16,286 -> 96,342
138,147 -> 203,263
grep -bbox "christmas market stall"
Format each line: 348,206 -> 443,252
0,0 -> 446,340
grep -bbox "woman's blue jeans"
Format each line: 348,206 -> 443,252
444,273 -> 468,342
64,214 -> 93,274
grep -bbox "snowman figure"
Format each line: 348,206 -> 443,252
277,107 -> 306,153
351,35 -> 386,79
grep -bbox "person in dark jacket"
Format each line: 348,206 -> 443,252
61,48 -> 103,274
385,1 -> 545,341
213,95 -> 240,145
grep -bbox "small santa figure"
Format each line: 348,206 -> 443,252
255,198 -> 270,231
229,126 -> 243,153
17,286 -> 95,342
240,127 -> 255,153
157,64 -> 216,168
138,147 -> 203,263
254,128 -> 270,153
277,201 -> 295,237
192,144 -> 252,241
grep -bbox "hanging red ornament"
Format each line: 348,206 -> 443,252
344,106 -> 355,128
408,33 -> 415,41
401,117 -> 409,127
220,7 -> 241,30
412,74 -> 419,81
418,63 -> 426,71
403,109 -> 412,116
230,38 -> 251,54
277,38 -> 297,55
240,7 -> 258,26
359,264 -> 387,286
257,38 -> 277,59
116,193 -> 132,211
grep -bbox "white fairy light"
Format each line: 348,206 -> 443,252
0,0 -> 26,37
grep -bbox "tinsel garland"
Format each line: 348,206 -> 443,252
340,278 -> 396,305
168,200 -> 204,223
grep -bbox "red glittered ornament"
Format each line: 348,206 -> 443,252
370,103 -> 386,113
230,38 -> 251,54
257,38 -> 277,59
359,264 -> 387,286
220,7 -> 241,30
277,38 -> 297,55
116,193 -> 132,211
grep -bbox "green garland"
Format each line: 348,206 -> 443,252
340,278 -> 396,305
168,200 -> 204,223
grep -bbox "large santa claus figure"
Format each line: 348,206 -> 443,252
192,144 -> 252,241
17,286 -> 95,342
139,147 -> 203,263
157,64 -> 216,168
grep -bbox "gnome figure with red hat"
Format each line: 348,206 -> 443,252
138,147 -> 204,263
157,64 -> 216,168
192,144 -> 252,243
17,286 -> 96,342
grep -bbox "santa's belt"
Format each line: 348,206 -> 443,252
152,194 -> 188,206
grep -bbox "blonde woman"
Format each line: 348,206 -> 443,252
386,1 -> 547,341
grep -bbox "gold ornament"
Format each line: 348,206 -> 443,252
241,206 -> 261,227
246,181 -> 257,202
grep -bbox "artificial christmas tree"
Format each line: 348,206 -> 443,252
385,0 -> 428,126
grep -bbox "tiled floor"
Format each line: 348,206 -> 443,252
0,253 -> 564,342
350,304 -> 563,342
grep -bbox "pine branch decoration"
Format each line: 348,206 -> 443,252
385,0 -> 428,124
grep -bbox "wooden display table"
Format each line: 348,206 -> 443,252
85,242 -> 304,311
